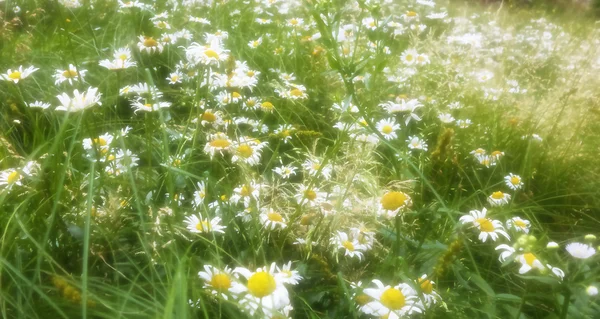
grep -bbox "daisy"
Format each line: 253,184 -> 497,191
55,87 -> 102,112
488,191 -> 511,206
350,227 -> 376,250
185,40 -> 229,66
294,184 -> 325,206
490,150 -> 504,161
360,279 -> 423,318
204,132 -> 233,158
400,49 -> 418,65
416,53 -> 430,65
376,118 -> 400,140
331,231 -> 367,260
195,109 -> 224,127
380,99 -> 423,125
302,158 -> 332,179
517,253 -> 545,274
130,100 -> 171,113
0,169 -> 23,189
243,97 -> 260,110
198,265 -> 235,297
99,48 -> 137,70
231,263 -> 291,316
407,136 -> 428,151
495,244 -> 516,262
192,181 -> 206,208
54,64 -> 86,85
260,208 -> 287,230
459,208 -> 510,242
456,119 -> 472,128
438,113 -> 455,124
137,36 -> 163,53
379,191 -> 412,218
417,275 -> 440,307
231,138 -> 267,166
27,101 -> 51,109
566,242 -> 596,259
2,66 -> 39,83
506,217 -> 530,233
184,214 -> 226,234
166,71 -> 183,84
477,155 -> 496,168
230,182 -> 261,207
273,165 -> 297,179
248,37 -> 262,49
276,85 -> 308,100
547,264 -> 565,280
275,262 -> 301,285
504,173 -> 524,190
362,17 -> 378,30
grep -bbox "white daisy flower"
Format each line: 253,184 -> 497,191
273,165 -> 297,179
54,64 -> 86,85
55,87 -> 102,112
184,214 -> 226,234
488,191 -> 511,206
331,231 -> 366,260
259,208 -> 287,230
376,118 -> 400,140
27,101 -> 51,109
407,136 -> 428,151
400,49 -> 418,65
204,132 -> 233,158
231,263 -> 290,316
565,242 -> 596,259
360,279 -> 423,317
495,244 -> 516,263
459,208 -> 510,242
2,65 -> 39,83
275,262 -> 301,285
302,158 -> 332,179
517,253 -> 545,274
192,181 -> 207,208
379,191 -> 412,218
417,275 -> 440,307
198,265 -> 235,297
185,40 -> 229,66
506,217 -> 530,233
137,36 -> 163,53
504,173 -> 524,190
438,113 -> 455,123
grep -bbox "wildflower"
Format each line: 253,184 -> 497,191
331,231 -> 366,260
27,101 -> 51,109
198,265 -> 235,297
137,36 -> 163,53
417,275 -> 440,306
231,138 -> 267,166
166,71 -> 183,84
360,279 -> 423,317
204,132 -> 232,158
260,208 -> 287,230
488,191 -> 511,206
407,136 -> 428,151
295,184 -> 325,206
400,49 -> 418,65
506,217 -> 530,233
276,262 -> 301,285
456,119 -> 472,128
231,182 -> 261,207
376,118 -> 400,140
184,214 -> 226,234
273,165 -> 297,179
2,66 -> 39,83
517,253 -> 545,274
276,84 -> 308,100
185,40 -> 229,66
380,99 -> 422,125
99,48 -> 137,70
547,264 -> 565,280
192,182 -> 206,208
231,263 -> 291,316
55,87 -> 102,112
566,242 -> 596,259
302,158 -> 332,179
495,244 -> 516,262
131,100 -> 171,113
505,173 -> 524,190
54,64 -> 86,85
248,37 -> 263,49
477,155 -> 496,168
490,151 -> 504,161
459,208 -> 510,242
438,113 -> 455,124
0,169 -> 24,189
379,191 -> 412,217
260,101 -> 275,112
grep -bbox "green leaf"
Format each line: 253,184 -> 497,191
496,293 -> 522,302
471,274 -> 495,297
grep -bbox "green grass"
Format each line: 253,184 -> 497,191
1,0 -> 600,318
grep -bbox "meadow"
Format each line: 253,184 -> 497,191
1,0 -> 600,318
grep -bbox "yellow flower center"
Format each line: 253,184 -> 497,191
491,191 -> 505,200
7,171 -> 20,184
407,11 -> 417,17
476,218 -> 495,232
210,273 -> 231,292
210,138 -> 231,148
157,21 -> 167,28
8,71 -> 21,80
261,101 -> 274,109
143,37 -> 158,47
523,253 -> 537,266
510,176 -> 520,185
240,185 -> 252,197
304,190 -> 317,201
118,54 -> 128,61
311,163 -> 321,170
290,19 -> 298,25
342,240 -> 355,251
93,138 -> 107,146
204,49 -> 219,59
491,151 -> 503,157
419,278 -> 433,294
247,71 -> 255,77
290,88 -> 303,97
267,212 -> 283,222
380,288 -> 406,310
355,294 -> 371,306
405,54 -> 413,61
232,91 -> 241,98
202,111 -> 216,122
417,56 -> 425,62
173,159 -> 181,167
380,192 -> 408,211
237,144 -> 253,158
196,220 -> 211,232
62,70 -> 78,78
247,272 -> 277,298
382,125 -> 393,134
514,220 -> 526,228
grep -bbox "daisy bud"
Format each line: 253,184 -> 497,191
516,235 -> 528,247
585,234 -> 596,242
587,285 -> 598,296
527,235 -> 537,244
547,242 -> 559,250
